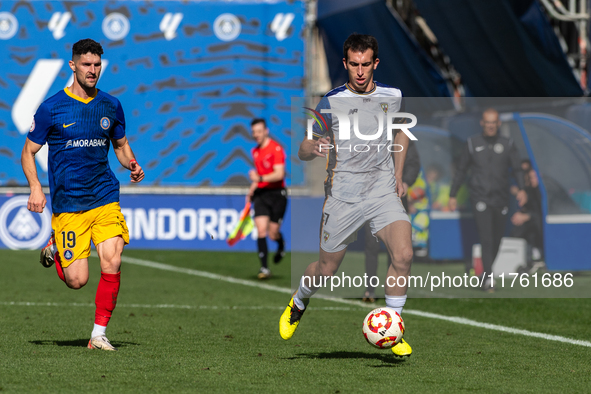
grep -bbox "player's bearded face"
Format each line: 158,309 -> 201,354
343,49 -> 379,93
73,53 -> 102,89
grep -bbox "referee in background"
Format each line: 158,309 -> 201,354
448,108 -> 527,291
247,118 -> 288,279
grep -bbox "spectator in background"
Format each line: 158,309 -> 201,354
510,159 -> 544,266
448,108 -> 527,291
247,118 -> 287,280
363,141 -> 420,302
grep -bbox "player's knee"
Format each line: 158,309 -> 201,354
66,277 -> 88,289
268,229 -> 279,240
317,263 -> 338,277
392,247 -> 413,266
101,255 -> 122,273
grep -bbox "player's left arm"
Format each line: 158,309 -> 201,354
249,143 -> 286,183
393,130 -> 410,198
402,141 -> 421,187
112,136 -> 145,183
249,164 -> 285,183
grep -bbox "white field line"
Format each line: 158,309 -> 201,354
52,255 -> 587,348
0,301 -> 361,311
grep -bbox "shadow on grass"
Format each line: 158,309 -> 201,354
30,339 -> 140,348
285,351 -> 407,366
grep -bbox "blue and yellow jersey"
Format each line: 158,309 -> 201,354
28,88 -> 125,213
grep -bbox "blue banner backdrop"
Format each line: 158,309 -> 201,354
0,193 -> 292,251
0,1 -> 304,187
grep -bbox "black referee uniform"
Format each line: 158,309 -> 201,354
450,133 -> 524,282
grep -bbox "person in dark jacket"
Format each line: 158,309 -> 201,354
510,159 -> 543,263
363,141 -> 420,302
448,108 -> 527,291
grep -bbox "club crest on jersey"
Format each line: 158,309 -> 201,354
380,102 -> 388,114
494,143 -> 504,154
100,117 -> 110,130
63,249 -> 74,261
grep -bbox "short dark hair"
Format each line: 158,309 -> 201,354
343,33 -> 378,61
72,38 -> 103,59
251,118 -> 266,127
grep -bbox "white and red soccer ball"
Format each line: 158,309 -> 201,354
362,307 -> 405,349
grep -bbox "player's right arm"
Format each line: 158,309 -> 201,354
298,136 -> 332,161
246,181 -> 257,203
21,138 -> 46,213
299,98 -> 332,161
22,103 -> 52,213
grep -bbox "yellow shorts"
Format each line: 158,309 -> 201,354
51,202 -> 129,267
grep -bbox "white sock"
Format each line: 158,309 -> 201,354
91,324 -> 107,339
294,277 -> 316,310
385,294 -> 407,315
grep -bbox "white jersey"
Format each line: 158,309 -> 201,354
311,82 -> 404,203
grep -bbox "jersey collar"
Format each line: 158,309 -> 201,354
64,87 -> 98,104
345,81 -> 376,95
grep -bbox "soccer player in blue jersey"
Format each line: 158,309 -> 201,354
279,34 -> 414,357
21,38 -> 144,351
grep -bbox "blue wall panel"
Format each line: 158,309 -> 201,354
0,1 -> 304,187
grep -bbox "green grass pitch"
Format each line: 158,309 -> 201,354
1,249 -> 590,393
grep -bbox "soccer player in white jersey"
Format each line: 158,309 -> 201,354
279,34 -> 414,357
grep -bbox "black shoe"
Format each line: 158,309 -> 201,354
273,250 -> 285,264
273,238 -> 285,264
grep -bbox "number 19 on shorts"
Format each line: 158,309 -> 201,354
61,231 -> 76,248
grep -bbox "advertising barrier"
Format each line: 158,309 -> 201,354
0,193 -> 292,251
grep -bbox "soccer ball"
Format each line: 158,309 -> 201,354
362,307 -> 405,349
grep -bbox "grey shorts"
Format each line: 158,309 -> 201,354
319,193 -> 410,253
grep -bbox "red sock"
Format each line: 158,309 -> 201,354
94,272 -> 121,327
54,252 -> 66,282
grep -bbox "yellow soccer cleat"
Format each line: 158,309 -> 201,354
391,338 -> 412,357
279,297 -> 306,340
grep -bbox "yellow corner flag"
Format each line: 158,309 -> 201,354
227,201 -> 254,246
